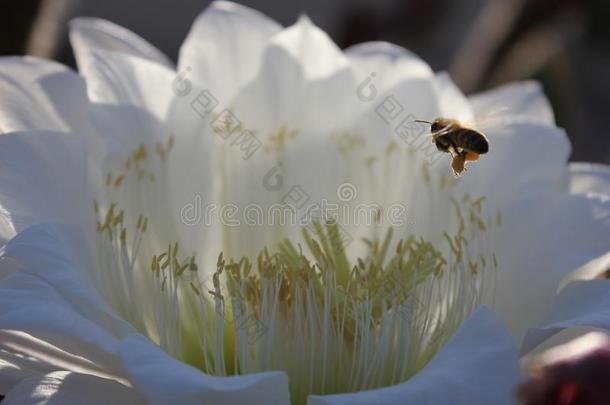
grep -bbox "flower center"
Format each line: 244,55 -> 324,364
90,135 -> 499,404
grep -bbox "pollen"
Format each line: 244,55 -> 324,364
88,134 -> 500,405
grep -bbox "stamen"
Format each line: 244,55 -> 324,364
89,134 -> 500,405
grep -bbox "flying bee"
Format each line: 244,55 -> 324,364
415,118 -> 489,176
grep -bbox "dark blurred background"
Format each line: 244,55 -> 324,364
2,0 -> 609,163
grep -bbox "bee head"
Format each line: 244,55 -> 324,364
431,118 -> 455,133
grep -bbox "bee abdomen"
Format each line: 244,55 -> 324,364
459,129 -> 489,154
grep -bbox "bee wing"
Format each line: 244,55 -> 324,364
462,104 -> 508,131
430,126 -> 454,139
410,121 -> 452,140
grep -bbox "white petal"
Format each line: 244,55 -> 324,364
491,192 -> 610,339
345,41 -> 432,91
70,18 -> 172,68
345,42 -> 437,146
569,162 -> 610,196
75,49 -> 176,154
118,334 -> 291,405
468,80 -> 555,126
71,45 -> 175,120
163,105 -> 223,274
233,15 -> 356,133
69,27 -> 176,152
559,250 -> 610,289
347,44 -> 440,139
0,131 -> 87,232
0,355 -> 30,395
522,279 -> 610,354
0,224 -> 135,373
227,40 -> 441,258
0,273 -> 129,390
208,17 -> 363,260
434,72 -> 474,122
307,307 -> 520,405
0,330 -> 129,395
3,371 -> 142,405
528,331 -> 610,366
0,204 -> 15,245
458,120 -> 570,209
178,0 -> 281,104
271,15 -> 348,80
0,57 -> 89,134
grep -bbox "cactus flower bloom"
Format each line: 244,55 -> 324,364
1,2 -> 610,404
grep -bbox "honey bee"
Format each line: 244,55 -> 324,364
415,118 -> 489,176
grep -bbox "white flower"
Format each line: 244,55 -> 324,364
0,1 -> 609,404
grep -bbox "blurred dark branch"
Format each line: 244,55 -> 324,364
487,4 -> 585,86
26,0 -> 73,58
449,0 -> 527,93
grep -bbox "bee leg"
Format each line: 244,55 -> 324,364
448,146 -> 458,158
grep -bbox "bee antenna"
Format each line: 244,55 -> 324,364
414,119 -> 432,124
